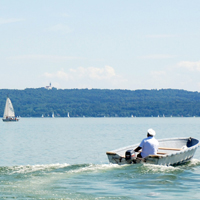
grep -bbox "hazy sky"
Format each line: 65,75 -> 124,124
1,1 -> 200,91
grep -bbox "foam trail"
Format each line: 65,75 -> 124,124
66,163 -> 124,174
186,158 -> 200,166
1,162 -> 125,176
8,163 -> 70,174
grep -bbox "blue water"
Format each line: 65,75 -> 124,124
0,118 -> 200,199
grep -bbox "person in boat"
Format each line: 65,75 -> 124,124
134,128 -> 159,158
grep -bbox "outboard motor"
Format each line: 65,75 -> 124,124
125,149 -> 135,161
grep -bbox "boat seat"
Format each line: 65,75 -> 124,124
157,152 -> 167,155
106,151 -> 117,155
158,147 -> 182,151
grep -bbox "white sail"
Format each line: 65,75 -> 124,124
3,97 -> 15,119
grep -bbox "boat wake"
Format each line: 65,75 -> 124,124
139,158 -> 200,174
0,160 -> 199,199
6,163 -> 70,174
0,158 -> 199,176
0,163 -> 123,176
185,158 -> 200,166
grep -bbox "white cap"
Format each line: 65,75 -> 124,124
147,128 -> 156,136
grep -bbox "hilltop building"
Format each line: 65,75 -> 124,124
45,83 -> 52,90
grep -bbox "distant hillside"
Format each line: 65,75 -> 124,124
0,88 -> 200,117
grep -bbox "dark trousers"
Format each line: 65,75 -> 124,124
137,152 -> 142,158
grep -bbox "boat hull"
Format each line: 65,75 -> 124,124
106,137 -> 199,166
145,146 -> 197,166
2,118 -> 19,122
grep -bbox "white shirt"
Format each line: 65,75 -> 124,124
139,136 -> 159,158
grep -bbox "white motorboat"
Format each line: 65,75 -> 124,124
106,137 -> 199,166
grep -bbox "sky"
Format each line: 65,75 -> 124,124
1,0 -> 200,91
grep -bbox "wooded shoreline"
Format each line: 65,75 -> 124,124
0,88 -> 200,117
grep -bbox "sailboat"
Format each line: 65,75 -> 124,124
52,112 -> 55,118
2,97 -> 19,122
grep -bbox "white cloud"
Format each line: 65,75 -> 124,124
177,61 -> 200,71
0,18 -> 24,24
87,65 -> 116,80
43,66 -> 126,89
44,66 -> 117,81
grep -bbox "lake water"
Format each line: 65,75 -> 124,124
0,117 -> 200,199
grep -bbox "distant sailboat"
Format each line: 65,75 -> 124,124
2,97 -> 19,122
68,112 -> 70,118
52,112 -> 55,118
42,114 -> 44,118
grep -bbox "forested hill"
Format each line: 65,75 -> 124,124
0,88 -> 200,117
